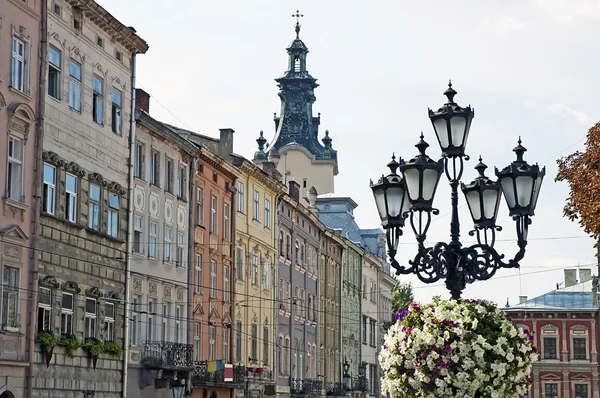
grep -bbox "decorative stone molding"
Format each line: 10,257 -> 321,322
65,161 -> 86,177
62,281 -> 81,293
104,291 -> 121,300
43,151 -> 65,167
48,30 -> 67,48
148,281 -> 157,297
132,278 -> 143,293
88,172 -> 108,187
164,285 -> 172,301
85,286 -> 101,298
176,289 -> 184,303
107,181 -> 127,196
39,275 -> 60,289
92,62 -> 109,78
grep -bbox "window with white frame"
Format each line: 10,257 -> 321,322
130,296 -> 140,346
210,259 -> 217,298
7,136 -> 23,202
194,323 -> 201,360
176,305 -> 183,342
88,183 -> 101,230
64,173 -> 77,222
223,203 -> 230,240
43,164 -> 56,214
164,227 -> 173,263
196,188 -> 204,225
60,292 -> 74,334
148,299 -> 155,341
161,303 -> 169,341
223,265 -> 230,302
11,37 -> 26,92
150,150 -> 160,186
38,287 -> 52,332
237,182 -> 245,213
48,46 -> 61,100
370,279 -> 376,302
165,158 -> 174,193
177,232 -> 184,266
544,383 -> 558,398
134,142 -> 145,179
369,318 -> 376,346
92,75 -> 104,124
253,190 -> 260,220
251,323 -> 258,361
104,302 -> 115,341
252,255 -> 259,285
543,335 -> 558,359
265,198 -> 271,228
68,60 -> 81,111
1,267 -> 19,329
111,88 -> 122,135
195,254 -> 202,293
133,215 -> 143,254
209,325 -> 216,360
573,336 -> 587,360
84,298 -> 97,338
178,164 -> 186,199
148,220 -> 158,258
223,328 -> 230,362
210,195 -> 218,233
107,193 -> 119,237
263,262 -> 270,290
236,248 -> 244,281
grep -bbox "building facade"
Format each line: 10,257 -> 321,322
505,268 -> 599,398
34,2 -> 147,397
361,253 -> 380,397
126,93 -> 196,398
0,0 -> 42,396
276,182 -> 321,397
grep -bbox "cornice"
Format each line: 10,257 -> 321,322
239,160 -> 286,195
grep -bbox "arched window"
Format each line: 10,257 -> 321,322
286,234 -> 292,259
284,336 -> 290,375
295,240 -> 300,263
279,231 -> 284,255
294,56 -> 301,72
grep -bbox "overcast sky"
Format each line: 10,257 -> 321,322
99,0 -> 600,306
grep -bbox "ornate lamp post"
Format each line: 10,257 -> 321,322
370,82 -> 545,299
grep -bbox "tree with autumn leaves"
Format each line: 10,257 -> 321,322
556,122 -> 600,242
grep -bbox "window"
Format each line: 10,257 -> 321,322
68,60 -> 81,111
251,323 -> 258,361
7,136 -> 23,202
284,337 -> 290,374
544,383 -> 558,398
279,278 -> 284,310
104,302 -> 115,341
294,286 -> 299,315
11,38 -> 25,92
265,198 -> 271,228
108,193 -> 119,237
210,196 -> 218,233
164,227 -> 173,263
252,255 -> 259,285
147,300 -> 155,341
96,36 -> 104,48
543,337 -> 557,359
210,259 -> 217,298
223,329 -> 230,362
111,89 -> 122,135
370,279 -> 376,303
295,241 -> 300,263
286,234 -> 291,259
196,188 -> 204,225
161,304 -> 169,341
115,51 -> 122,62
134,142 -> 145,179
362,315 -> 368,344
177,164 -> 186,198
263,326 -> 269,364
38,287 -> 52,332
133,215 -> 143,254
307,294 -> 313,321
237,182 -> 245,213
223,203 -> 230,240
573,337 -> 587,360
224,265 -> 230,302
65,173 -> 77,222
177,232 -> 185,266
148,220 -> 158,258
300,289 -> 305,318
300,243 -> 305,265
176,306 -> 183,342
150,150 -> 160,186
195,254 -> 202,293
88,184 -> 101,230
43,164 -> 56,214
236,321 -> 242,361
369,318 -> 376,346
60,293 -> 74,334
130,297 -> 140,346
362,275 -> 367,299
575,384 -> 588,398
263,262 -> 270,290
194,323 -> 201,360
279,231 -> 284,256
53,3 -> 62,17
165,158 -> 174,193
92,75 -> 103,124
253,190 -> 260,220
1,267 -> 19,329
236,248 -> 244,281
278,336 -> 283,373
209,325 -> 216,360
84,298 -> 96,338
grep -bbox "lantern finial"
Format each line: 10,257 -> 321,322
475,156 -> 488,178
513,137 -> 527,163
444,80 -> 457,104
415,132 -> 429,155
387,154 -> 400,174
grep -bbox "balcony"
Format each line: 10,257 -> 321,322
326,382 -> 346,396
291,378 -> 323,395
192,360 -> 245,388
141,341 -> 193,370
343,376 -> 369,392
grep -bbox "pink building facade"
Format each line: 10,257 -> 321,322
0,0 -> 42,397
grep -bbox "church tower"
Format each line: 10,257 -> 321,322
253,12 -> 338,198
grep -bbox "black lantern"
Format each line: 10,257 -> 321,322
461,157 -> 502,228
428,82 -> 474,158
370,155 -> 410,228
399,133 -> 443,211
495,138 -> 545,217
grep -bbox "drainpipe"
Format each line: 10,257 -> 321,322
27,1 -> 48,397
229,175 -> 237,373
122,52 -> 137,398
273,194 -> 282,387
186,153 -> 196,394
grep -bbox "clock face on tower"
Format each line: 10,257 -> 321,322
285,114 -> 305,137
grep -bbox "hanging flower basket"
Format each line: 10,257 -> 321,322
83,338 -> 104,369
37,330 -> 57,368
379,298 -> 538,398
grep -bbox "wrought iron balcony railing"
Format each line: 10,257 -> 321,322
343,376 -> 369,392
141,341 -> 193,370
326,382 -> 346,396
291,378 -> 323,395
191,360 -> 245,387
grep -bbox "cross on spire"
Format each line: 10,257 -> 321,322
292,9 -> 304,38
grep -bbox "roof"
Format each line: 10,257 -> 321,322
505,279 -> 598,311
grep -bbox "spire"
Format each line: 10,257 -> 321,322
292,9 -> 303,39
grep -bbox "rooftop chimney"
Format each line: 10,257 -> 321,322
579,268 -> 592,283
518,295 -> 528,304
289,180 -> 300,202
135,88 -> 150,113
219,128 -> 235,158
564,269 -> 577,288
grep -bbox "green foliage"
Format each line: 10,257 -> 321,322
84,338 -> 104,357
103,340 -> 122,357
61,333 -> 80,358
37,330 -> 57,353
391,281 -> 414,316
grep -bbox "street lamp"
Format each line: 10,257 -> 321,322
171,378 -> 186,398
371,82 -> 545,299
